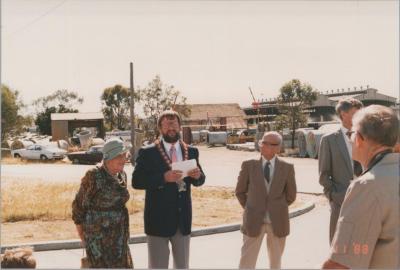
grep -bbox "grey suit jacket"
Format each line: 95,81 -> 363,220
318,128 -> 354,205
235,157 -> 297,238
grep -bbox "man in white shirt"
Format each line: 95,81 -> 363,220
132,110 -> 206,269
318,98 -> 363,244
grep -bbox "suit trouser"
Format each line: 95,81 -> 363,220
239,223 -> 286,269
329,201 -> 341,244
147,229 -> 190,269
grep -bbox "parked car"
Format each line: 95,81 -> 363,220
11,144 -> 67,160
237,128 -> 257,143
67,145 -> 104,165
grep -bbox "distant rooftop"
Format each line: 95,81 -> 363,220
243,86 -> 397,109
327,94 -> 361,101
51,112 -> 104,121
175,103 -> 247,129
179,103 -> 246,120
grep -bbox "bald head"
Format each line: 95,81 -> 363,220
260,131 -> 283,146
259,131 -> 282,160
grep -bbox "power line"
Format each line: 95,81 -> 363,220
6,0 -> 68,38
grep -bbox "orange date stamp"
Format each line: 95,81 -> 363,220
332,243 -> 369,255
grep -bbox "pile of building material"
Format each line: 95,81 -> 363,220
207,131 -> 227,146
305,130 -> 326,158
297,129 -> 310,158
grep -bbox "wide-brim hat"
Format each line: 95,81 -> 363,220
102,138 -> 129,161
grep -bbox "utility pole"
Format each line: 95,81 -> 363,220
129,62 -> 136,165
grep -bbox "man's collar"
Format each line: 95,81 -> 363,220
262,155 -> 276,167
161,137 -> 180,152
340,125 -> 349,134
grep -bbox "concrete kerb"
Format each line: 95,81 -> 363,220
1,201 -> 315,253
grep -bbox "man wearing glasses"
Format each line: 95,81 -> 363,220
236,131 -> 297,269
322,105 -> 399,269
318,98 -> 363,244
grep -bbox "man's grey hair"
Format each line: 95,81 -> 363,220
335,98 -> 363,119
260,131 -> 283,145
352,105 -> 399,147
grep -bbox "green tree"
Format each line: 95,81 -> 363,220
137,75 -> 190,139
101,84 -> 139,131
33,89 -> 83,112
15,115 -> 34,134
1,84 -> 21,141
33,90 -> 83,135
276,79 -> 318,149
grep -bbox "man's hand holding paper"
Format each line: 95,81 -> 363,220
171,159 -> 201,180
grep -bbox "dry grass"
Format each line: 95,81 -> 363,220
1,157 -> 71,165
1,182 -> 308,245
2,182 -> 143,222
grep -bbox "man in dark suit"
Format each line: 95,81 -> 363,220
236,131 -> 297,269
318,98 -> 363,244
132,110 -> 205,269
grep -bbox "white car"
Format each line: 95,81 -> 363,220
11,144 -> 67,160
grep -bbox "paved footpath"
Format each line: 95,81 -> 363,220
33,203 -> 330,269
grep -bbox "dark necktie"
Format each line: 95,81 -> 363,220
353,160 -> 363,177
264,161 -> 271,183
345,131 -> 363,177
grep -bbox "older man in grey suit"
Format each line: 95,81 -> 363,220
236,131 -> 297,269
323,105 -> 399,269
318,98 -> 363,244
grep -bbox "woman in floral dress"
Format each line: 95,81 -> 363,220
72,138 -> 133,268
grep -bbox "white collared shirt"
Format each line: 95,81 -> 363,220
340,125 -> 353,162
262,155 -> 276,224
162,137 -> 183,162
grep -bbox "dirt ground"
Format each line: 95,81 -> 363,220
1,188 -> 313,245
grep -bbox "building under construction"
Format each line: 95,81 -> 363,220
243,86 -> 398,126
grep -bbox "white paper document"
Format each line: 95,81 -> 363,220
172,159 -> 197,177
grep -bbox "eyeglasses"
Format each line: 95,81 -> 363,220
260,141 -> 280,147
349,130 -> 364,143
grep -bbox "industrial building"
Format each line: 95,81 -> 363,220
243,86 -> 398,126
50,112 -> 105,141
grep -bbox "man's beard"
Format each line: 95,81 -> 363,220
163,132 -> 180,143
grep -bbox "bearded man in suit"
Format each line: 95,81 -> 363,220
132,110 -> 205,269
